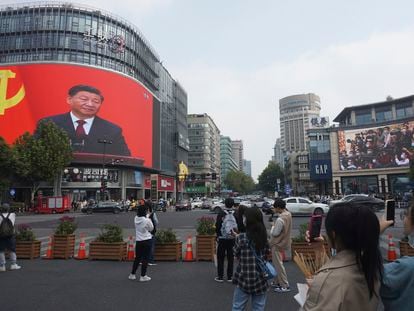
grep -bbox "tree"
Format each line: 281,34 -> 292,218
257,162 -> 284,194
0,137 -> 14,201
224,170 -> 255,194
12,121 -> 72,203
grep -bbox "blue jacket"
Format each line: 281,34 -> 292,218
381,256 -> 414,311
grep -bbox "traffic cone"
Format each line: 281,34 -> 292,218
127,236 -> 135,261
42,236 -> 53,259
183,235 -> 195,262
387,234 -> 397,261
75,233 -> 88,260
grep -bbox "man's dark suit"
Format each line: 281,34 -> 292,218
39,113 -> 131,156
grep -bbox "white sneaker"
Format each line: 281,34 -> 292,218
148,262 -> 157,266
139,275 -> 151,282
128,274 -> 136,280
10,264 -> 21,271
0,266 -> 6,272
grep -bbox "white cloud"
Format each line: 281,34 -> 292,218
172,28 -> 414,180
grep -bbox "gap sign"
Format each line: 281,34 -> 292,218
309,160 -> 332,181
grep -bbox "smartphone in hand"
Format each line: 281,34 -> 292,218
386,200 -> 395,226
308,215 -> 323,242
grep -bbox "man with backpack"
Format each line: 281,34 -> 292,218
0,203 -> 21,272
215,198 -> 238,283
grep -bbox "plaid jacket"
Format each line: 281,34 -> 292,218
232,233 -> 270,294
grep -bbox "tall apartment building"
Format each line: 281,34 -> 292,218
231,140 -> 244,171
279,93 -> 321,153
187,114 -> 221,195
220,136 -> 238,185
243,160 -> 252,177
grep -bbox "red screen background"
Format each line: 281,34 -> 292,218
0,63 -> 154,167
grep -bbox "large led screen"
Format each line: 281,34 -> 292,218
338,121 -> 414,171
0,63 -> 160,168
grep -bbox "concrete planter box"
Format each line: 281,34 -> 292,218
154,242 -> 182,261
16,240 -> 41,259
196,235 -> 216,261
53,234 -> 75,259
400,241 -> 414,257
89,241 -> 127,261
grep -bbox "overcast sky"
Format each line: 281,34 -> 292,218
6,0 -> 414,179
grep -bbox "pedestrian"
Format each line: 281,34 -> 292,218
215,197 -> 238,282
128,203 -> 154,282
234,204 -> 247,233
0,203 -> 22,272
303,202 -> 382,310
147,201 -> 158,266
232,207 -> 270,311
269,198 -> 292,292
380,202 -> 414,311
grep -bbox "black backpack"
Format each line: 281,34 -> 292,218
0,213 -> 14,238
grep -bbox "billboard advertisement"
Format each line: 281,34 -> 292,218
338,121 -> 414,171
309,159 -> 332,180
0,63 -> 160,168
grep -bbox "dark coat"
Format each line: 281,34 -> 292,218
39,113 -> 131,156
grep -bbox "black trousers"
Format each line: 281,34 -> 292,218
131,239 -> 152,276
217,239 -> 235,279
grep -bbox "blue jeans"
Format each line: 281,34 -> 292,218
232,286 -> 266,311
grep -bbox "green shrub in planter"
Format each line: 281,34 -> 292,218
196,216 -> 216,235
155,228 -> 178,244
55,216 -> 77,235
15,224 -> 36,241
292,222 -> 308,243
96,224 -> 124,243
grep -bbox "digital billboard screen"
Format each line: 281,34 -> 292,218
338,121 -> 414,171
0,63 -> 160,168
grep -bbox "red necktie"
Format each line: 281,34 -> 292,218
75,120 -> 86,138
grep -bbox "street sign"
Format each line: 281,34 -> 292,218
9,188 -> 15,196
285,184 -> 292,195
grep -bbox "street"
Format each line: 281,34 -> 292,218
0,208 -> 405,311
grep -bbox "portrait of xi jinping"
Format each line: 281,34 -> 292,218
38,84 -> 131,156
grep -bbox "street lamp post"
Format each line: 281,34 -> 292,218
98,139 -> 113,201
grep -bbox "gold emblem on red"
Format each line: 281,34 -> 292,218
0,69 -> 25,115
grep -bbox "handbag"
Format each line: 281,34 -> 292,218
249,243 -> 277,280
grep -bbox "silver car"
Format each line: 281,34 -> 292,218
283,197 -> 329,215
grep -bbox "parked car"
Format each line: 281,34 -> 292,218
201,199 -> 213,210
175,200 -> 191,211
81,201 -> 124,214
283,197 -> 329,215
329,194 -> 385,211
191,199 -> 203,209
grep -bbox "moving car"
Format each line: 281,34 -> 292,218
81,201 -> 124,214
283,197 -> 329,215
329,194 -> 385,211
175,200 -> 191,211
209,200 -> 225,213
191,199 -> 203,209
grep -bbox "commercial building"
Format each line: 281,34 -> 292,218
0,2 -> 187,203
330,95 -> 414,196
220,136 -> 238,186
272,138 -> 285,168
187,114 -> 221,196
279,93 -> 321,153
243,159 -> 252,177
231,140 -> 244,171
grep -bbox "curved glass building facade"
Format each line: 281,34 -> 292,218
0,2 -> 160,92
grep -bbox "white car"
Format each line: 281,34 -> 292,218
283,197 -> 329,215
191,199 -> 203,209
210,200 -> 225,213
329,194 -> 369,206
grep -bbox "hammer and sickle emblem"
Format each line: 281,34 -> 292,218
0,70 -> 25,115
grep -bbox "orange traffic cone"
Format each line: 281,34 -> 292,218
75,233 -> 88,260
183,235 -> 195,262
127,236 -> 135,261
42,236 -> 53,259
387,234 -> 397,261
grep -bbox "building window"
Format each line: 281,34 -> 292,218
396,102 -> 413,119
375,106 -> 392,122
355,109 -> 372,125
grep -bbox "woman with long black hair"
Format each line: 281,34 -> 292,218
232,208 -> 270,311
304,202 -> 382,310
